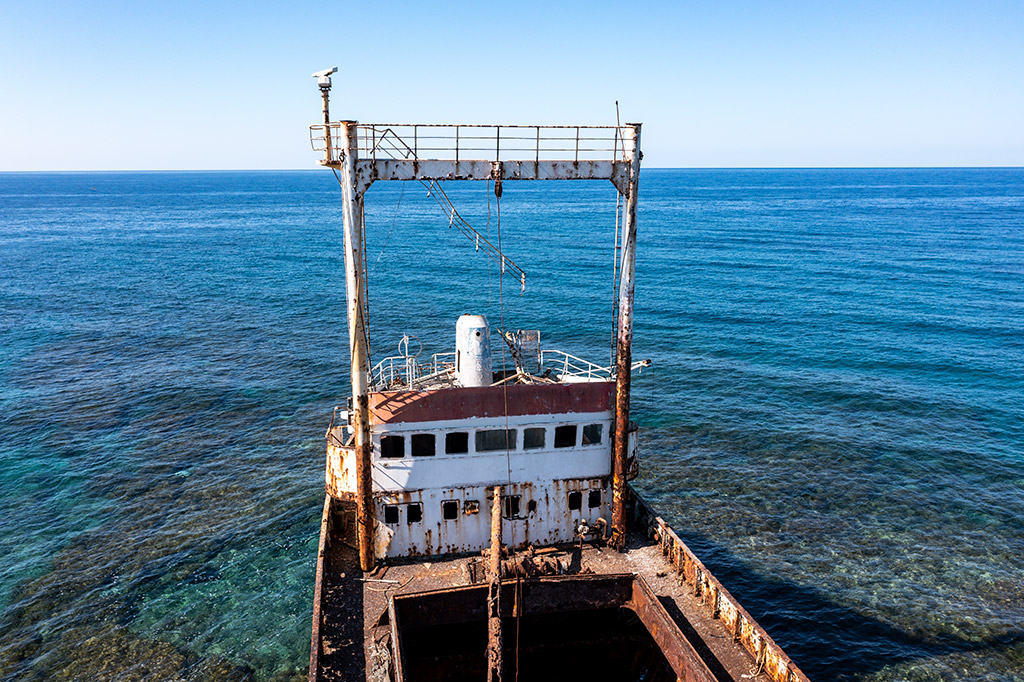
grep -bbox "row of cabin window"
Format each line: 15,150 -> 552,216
382,489 -> 603,525
378,423 -> 604,459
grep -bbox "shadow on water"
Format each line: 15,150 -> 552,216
668,528 -> 1024,681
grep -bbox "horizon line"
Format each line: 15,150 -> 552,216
2,165 -> 1023,174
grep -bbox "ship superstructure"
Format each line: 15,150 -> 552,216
326,316 -> 645,558
307,68 -> 811,682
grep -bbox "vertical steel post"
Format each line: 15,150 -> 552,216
610,123 -> 642,551
320,86 -> 332,164
486,485 -> 504,682
339,120 -> 375,572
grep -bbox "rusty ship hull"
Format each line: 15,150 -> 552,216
309,486 -> 810,682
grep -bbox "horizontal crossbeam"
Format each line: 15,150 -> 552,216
337,159 -> 631,195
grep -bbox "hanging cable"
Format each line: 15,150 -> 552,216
493,176 -> 526,682
333,167 -> 373,371
610,101 -> 625,367
370,181 -> 406,275
611,190 -> 621,367
361,200 -> 372,367
359,126 -> 526,290
486,178 -> 493,307
424,179 -> 526,291
496,177 -> 514,513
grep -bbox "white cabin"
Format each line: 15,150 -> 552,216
325,318 -> 638,559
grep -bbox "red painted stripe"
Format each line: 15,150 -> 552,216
368,381 -> 614,425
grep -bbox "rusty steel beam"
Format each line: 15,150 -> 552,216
389,594 -> 407,682
338,120 -> 375,573
610,124 -> 642,550
627,575 -> 717,682
345,159 -> 631,195
307,495 -> 332,682
486,485 -> 504,682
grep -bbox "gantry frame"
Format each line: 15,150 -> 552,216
310,113 -> 642,572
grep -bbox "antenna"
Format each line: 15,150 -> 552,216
312,66 -> 338,88
312,67 -> 339,159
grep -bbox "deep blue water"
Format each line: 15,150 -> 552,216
1,168 -> 1022,681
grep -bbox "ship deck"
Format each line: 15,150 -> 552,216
312,490 -> 808,682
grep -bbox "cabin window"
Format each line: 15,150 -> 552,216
411,433 -> 436,457
380,435 -> 404,459
568,491 -> 582,511
384,504 -> 400,524
582,424 -> 603,446
588,490 -> 602,509
407,503 -> 423,523
477,429 -> 516,452
442,500 -> 459,520
527,499 -> 537,514
464,500 -> 480,515
554,425 -> 577,448
523,427 -> 546,450
503,495 -> 521,519
446,432 -> 469,454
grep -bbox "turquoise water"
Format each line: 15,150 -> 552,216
1,169 -> 1022,681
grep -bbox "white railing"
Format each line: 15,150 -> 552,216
538,349 -> 613,381
536,350 -> 650,382
371,352 -> 455,390
369,346 -> 648,389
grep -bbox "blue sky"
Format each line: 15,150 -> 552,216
1,1 -> 1021,170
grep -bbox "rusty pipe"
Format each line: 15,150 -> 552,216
486,485 -> 503,682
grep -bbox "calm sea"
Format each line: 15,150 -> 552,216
1,169 -> 1022,681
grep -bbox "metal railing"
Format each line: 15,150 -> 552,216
311,123 -> 636,165
538,349 -> 614,381
371,352 -> 456,390
369,347 -> 646,389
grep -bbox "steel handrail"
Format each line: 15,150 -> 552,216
370,352 -> 457,390
311,122 -> 635,165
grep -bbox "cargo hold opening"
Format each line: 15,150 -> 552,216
388,574 -> 717,682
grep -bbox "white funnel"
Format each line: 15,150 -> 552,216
455,315 -> 492,387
